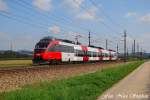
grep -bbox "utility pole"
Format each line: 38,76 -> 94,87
133,40 -> 136,57
137,43 -> 139,58
75,36 -> 79,44
137,43 -> 139,53
106,39 -> 108,50
124,30 -> 127,62
132,43 -> 134,56
140,47 -> 143,59
117,44 -> 118,54
88,31 -> 91,46
127,47 -> 129,57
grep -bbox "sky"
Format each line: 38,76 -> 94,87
0,0 -> 150,53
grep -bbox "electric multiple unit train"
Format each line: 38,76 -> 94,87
32,37 -> 117,64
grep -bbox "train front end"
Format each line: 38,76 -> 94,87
32,37 -> 52,64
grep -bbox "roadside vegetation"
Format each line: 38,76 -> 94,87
0,60 -> 32,67
0,60 -> 144,100
0,50 -> 32,60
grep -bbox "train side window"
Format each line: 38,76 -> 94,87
102,53 -> 105,57
99,52 -> 102,57
75,50 -> 78,56
76,50 -> 84,56
87,51 -> 92,57
93,52 -> 97,57
84,51 -> 87,56
48,45 -> 55,51
105,53 -> 108,57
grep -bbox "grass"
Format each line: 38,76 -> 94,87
0,61 -> 144,100
0,60 -> 32,67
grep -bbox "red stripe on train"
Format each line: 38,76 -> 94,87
43,52 -> 62,61
98,49 -> 103,60
81,45 -> 89,61
47,40 -> 59,50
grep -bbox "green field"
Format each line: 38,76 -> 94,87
0,61 -> 144,100
0,60 -> 32,67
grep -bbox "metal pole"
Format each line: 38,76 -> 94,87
124,30 -> 127,62
106,39 -> 108,50
133,40 -> 135,57
117,44 -> 118,54
88,31 -> 91,46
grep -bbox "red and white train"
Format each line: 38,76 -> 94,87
32,37 -> 117,64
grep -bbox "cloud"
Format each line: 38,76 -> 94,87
67,31 -> 87,38
76,6 -> 98,21
125,12 -> 137,17
140,13 -> 150,24
48,26 -> 61,34
63,0 -> 84,10
0,0 -> 8,12
33,0 -> 52,11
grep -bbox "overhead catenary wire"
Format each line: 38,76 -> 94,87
89,0 -> 125,30
17,0 -> 122,46
89,0 -> 143,52
15,0 -> 89,32
9,0 -> 93,42
73,0 -> 122,40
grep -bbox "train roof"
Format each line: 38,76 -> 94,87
89,45 -> 103,49
58,39 -> 76,44
108,49 -> 116,52
40,36 -> 105,49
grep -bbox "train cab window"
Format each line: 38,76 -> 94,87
48,44 -> 54,52
35,42 -> 49,49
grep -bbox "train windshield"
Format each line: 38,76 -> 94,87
35,36 -> 53,49
35,42 -> 49,49
34,37 -> 54,53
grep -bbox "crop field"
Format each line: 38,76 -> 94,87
0,61 -> 144,100
0,60 -> 32,67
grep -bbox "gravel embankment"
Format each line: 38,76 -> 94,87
0,61 -> 123,92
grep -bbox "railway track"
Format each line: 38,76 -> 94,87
0,61 -> 120,73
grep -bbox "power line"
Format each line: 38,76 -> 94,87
73,0 -> 121,39
17,0 -> 121,49
89,0 -> 125,30
0,12 -> 47,30
0,12 -> 78,38
89,0 -> 139,45
15,0 -> 89,32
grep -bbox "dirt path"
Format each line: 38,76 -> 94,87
0,61 -> 123,92
98,61 -> 150,100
